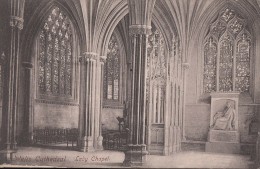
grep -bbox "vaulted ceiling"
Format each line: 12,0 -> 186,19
7,0 -> 260,60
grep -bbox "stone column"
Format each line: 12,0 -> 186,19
0,0 -> 25,163
21,62 -> 33,145
96,55 -> 106,150
78,52 -> 105,152
181,62 -> 189,141
123,25 -> 151,166
78,52 -> 97,152
256,131 -> 260,167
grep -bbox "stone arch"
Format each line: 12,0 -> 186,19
19,1 -> 85,143
99,0 -> 179,61
21,0 -> 85,64
153,0 -> 179,52
98,1 -> 128,57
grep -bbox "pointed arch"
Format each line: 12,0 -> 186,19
193,1 -> 257,100
21,0 -> 85,64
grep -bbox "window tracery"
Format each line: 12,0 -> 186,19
103,33 -> 120,101
203,8 -> 251,93
38,7 -> 73,96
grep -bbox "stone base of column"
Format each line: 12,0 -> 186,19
255,133 -> 260,168
0,149 -> 16,164
123,144 -> 149,167
96,136 -> 103,150
80,136 -> 95,152
20,133 -> 34,146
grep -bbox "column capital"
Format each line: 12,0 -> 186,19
170,36 -> 180,52
129,25 -> 152,35
10,16 -> 24,30
79,52 -> 99,63
100,56 -> 107,63
0,52 -> 6,64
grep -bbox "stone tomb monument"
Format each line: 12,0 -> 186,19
206,92 -> 240,154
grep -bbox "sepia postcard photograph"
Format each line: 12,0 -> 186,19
0,0 -> 259,168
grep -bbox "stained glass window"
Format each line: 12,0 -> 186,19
219,34 -> 233,92
38,7 -> 73,96
203,37 -> 217,93
236,33 -> 250,92
203,8 -> 251,93
103,33 -> 120,100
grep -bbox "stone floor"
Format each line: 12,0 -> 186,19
0,146 -> 256,168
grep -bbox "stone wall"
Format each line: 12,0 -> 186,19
34,102 -> 79,129
185,103 -> 259,144
185,104 -> 210,141
102,107 -> 123,131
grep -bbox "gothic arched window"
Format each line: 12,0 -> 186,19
203,8 -> 251,93
103,33 -> 120,101
38,7 -> 73,97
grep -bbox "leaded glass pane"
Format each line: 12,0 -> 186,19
39,31 -> 46,93
38,6 -> 73,97
235,77 -> 249,92
204,7 -> 251,93
211,21 -> 226,39
53,37 -> 59,94
103,62 -> 108,98
65,40 -> 72,95
219,34 -> 233,92
228,17 -> 244,38
107,83 -> 113,100
103,33 -> 120,100
235,34 -> 250,92
203,37 -> 217,93
45,34 -> 53,93
114,79 -> 119,100
60,39 -> 66,95
220,8 -> 235,22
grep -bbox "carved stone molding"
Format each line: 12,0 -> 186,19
129,25 -> 152,35
22,62 -> 33,69
79,52 -> 99,63
10,16 -> 24,30
182,62 -> 190,69
0,52 -> 6,64
100,55 -> 107,63
35,99 -> 79,106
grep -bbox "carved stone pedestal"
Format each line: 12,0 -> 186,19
80,136 -> 94,152
206,142 -> 240,154
208,130 -> 240,142
96,136 -> 103,150
206,92 -> 240,154
206,129 -> 240,154
123,144 -> 148,167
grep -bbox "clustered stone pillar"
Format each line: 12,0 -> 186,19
123,25 -> 150,166
97,55 -> 106,150
0,0 -> 25,163
181,62 -> 189,141
78,52 -> 105,152
21,62 -> 34,145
